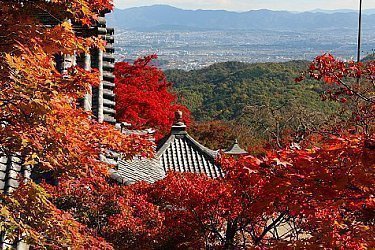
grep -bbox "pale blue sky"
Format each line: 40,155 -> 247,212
114,0 -> 375,11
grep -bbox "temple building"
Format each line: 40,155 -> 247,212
111,111 -> 246,184
0,9 -> 115,195
0,9 -> 115,249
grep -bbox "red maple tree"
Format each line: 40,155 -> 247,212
115,55 -> 190,140
297,53 -> 374,134
138,133 -> 373,249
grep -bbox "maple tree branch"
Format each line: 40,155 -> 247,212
35,4 -> 63,24
254,211 -> 287,245
191,209 -> 225,244
334,75 -> 374,103
240,229 -> 246,248
246,224 -> 257,243
208,215 -> 226,244
224,218 -> 238,249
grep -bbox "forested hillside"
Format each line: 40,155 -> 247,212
167,61 -> 337,120
166,61 -> 341,148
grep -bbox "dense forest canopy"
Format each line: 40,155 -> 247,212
166,60 -> 337,121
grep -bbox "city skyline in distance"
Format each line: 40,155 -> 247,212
114,0 -> 375,12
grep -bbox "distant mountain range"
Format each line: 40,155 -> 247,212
310,8 -> 375,15
107,5 -> 375,31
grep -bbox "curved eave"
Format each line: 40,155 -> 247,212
156,133 -> 218,160
185,134 -> 219,158
156,134 -> 178,158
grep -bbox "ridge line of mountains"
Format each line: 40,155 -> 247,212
107,5 -> 375,31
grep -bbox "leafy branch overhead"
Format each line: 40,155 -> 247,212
297,54 -> 374,134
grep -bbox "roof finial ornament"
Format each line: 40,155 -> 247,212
174,110 -> 185,126
171,110 -> 187,134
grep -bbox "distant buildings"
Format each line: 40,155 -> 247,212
114,29 -> 375,70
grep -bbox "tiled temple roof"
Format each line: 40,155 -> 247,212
157,111 -> 223,178
156,123 -> 222,179
116,157 -> 165,184
113,111 -> 224,184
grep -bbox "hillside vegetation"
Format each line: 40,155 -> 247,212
167,61 -> 337,121
363,53 -> 375,62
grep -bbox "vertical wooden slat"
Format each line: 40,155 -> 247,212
83,52 -> 92,112
97,49 -> 104,123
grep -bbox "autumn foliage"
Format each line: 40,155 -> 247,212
297,53 -> 375,134
115,55 -> 190,140
0,0 -> 374,249
0,0 -> 152,248
141,133 -> 374,249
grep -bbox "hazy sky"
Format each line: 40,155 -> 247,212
114,0 -> 375,11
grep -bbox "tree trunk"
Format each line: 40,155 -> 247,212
224,220 -> 237,250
